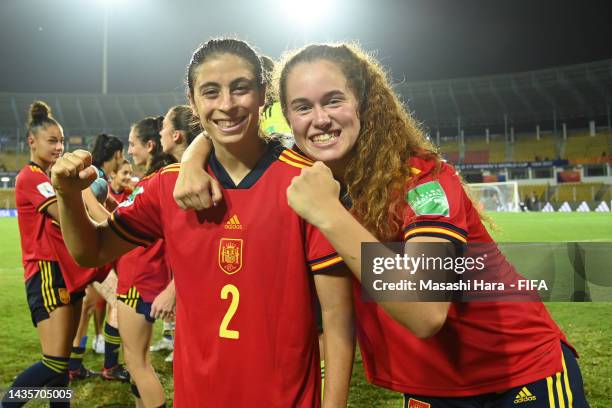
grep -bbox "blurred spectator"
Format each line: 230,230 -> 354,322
529,191 -> 539,211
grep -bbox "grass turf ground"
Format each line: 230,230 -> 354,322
0,213 -> 611,407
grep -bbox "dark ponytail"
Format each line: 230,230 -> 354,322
91,133 -> 124,168
168,105 -> 202,146
27,100 -> 60,136
132,116 -> 176,176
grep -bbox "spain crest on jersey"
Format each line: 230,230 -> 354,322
218,238 -> 243,275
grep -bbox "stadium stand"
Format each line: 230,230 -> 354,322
512,133 -> 558,162
564,131 -> 610,163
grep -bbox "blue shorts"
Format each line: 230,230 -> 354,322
404,342 -> 589,408
117,286 -> 155,323
25,261 -> 85,326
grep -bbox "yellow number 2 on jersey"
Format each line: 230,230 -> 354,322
219,284 -> 240,339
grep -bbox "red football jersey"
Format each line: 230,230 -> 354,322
354,155 -> 570,396
108,143 -> 342,407
115,174 -> 171,302
108,186 -> 132,205
15,162 -> 96,291
15,162 -> 59,280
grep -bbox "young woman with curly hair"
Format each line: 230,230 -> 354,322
175,43 -> 590,408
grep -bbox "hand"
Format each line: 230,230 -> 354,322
173,161 -> 223,210
150,286 -> 176,322
287,161 -> 342,228
51,150 -> 98,196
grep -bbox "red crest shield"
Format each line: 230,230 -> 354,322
218,238 -> 243,275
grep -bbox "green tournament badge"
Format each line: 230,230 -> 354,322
406,181 -> 450,216
118,185 -> 144,208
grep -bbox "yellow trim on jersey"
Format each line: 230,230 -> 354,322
562,352 -> 574,407
37,196 -> 57,213
311,255 -> 343,272
29,165 -> 44,174
282,149 -> 314,166
403,227 -> 467,243
161,168 -> 180,174
278,154 -> 308,169
161,163 -> 181,174
409,167 -> 422,175
547,376 -> 555,408
109,212 -> 152,246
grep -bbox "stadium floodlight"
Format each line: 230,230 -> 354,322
280,0 -> 335,28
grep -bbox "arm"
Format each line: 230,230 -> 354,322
44,189 -> 109,224
51,150 -> 136,267
150,279 -> 176,321
173,133 -> 222,210
82,188 -> 112,223
288,162 -> 450,338
314,267 -> 355,408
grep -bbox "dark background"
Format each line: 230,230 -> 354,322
1,0 -> 611,93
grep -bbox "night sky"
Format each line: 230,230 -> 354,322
1,0 -> 611,94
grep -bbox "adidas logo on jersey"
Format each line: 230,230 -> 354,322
513,386 -> 537,404
224,215 -> 243,230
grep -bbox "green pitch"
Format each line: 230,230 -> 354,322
0,213 -> 611,407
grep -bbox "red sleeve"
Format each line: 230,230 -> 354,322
21,167 -> 57,213
305,223 -> 344,274
107,174 -> 163,247
402,164 -> 468,245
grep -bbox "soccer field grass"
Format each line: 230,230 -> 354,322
1,213 -> 611,407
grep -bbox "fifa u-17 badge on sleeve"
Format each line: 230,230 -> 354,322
406,180 -> 449,217
36,181 -> 56,198
118,185 -> 144,208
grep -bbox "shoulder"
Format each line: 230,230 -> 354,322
16,164 -> 49,188
275,148 -> 314,172
408,155 -> 461,187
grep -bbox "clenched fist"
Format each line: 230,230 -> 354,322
287,161 -> 342,228
51,150 -> 98,196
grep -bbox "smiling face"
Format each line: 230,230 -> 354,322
112,161 -> 132,190
188,53 -> 264,148
284,59 -> 361,169
29,124 -> 64,168
127,128 -> 151,167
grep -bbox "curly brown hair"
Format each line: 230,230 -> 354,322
278,43 -> 441,240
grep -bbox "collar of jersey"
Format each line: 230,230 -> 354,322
28,161 -> 45,172
209,140 -> 284,189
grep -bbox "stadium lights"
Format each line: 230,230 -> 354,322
280,0 -> 335,29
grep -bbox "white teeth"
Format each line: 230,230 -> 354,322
216,119 -> 243,128
311,133 -> 338,143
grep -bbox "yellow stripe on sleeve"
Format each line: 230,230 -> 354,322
278,154 -> 308,169
404,227 -> 467,243
311,255 -> 343,272
109,213 -> 152,246
37,197 -> 58,213
282,150 -> 314,166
